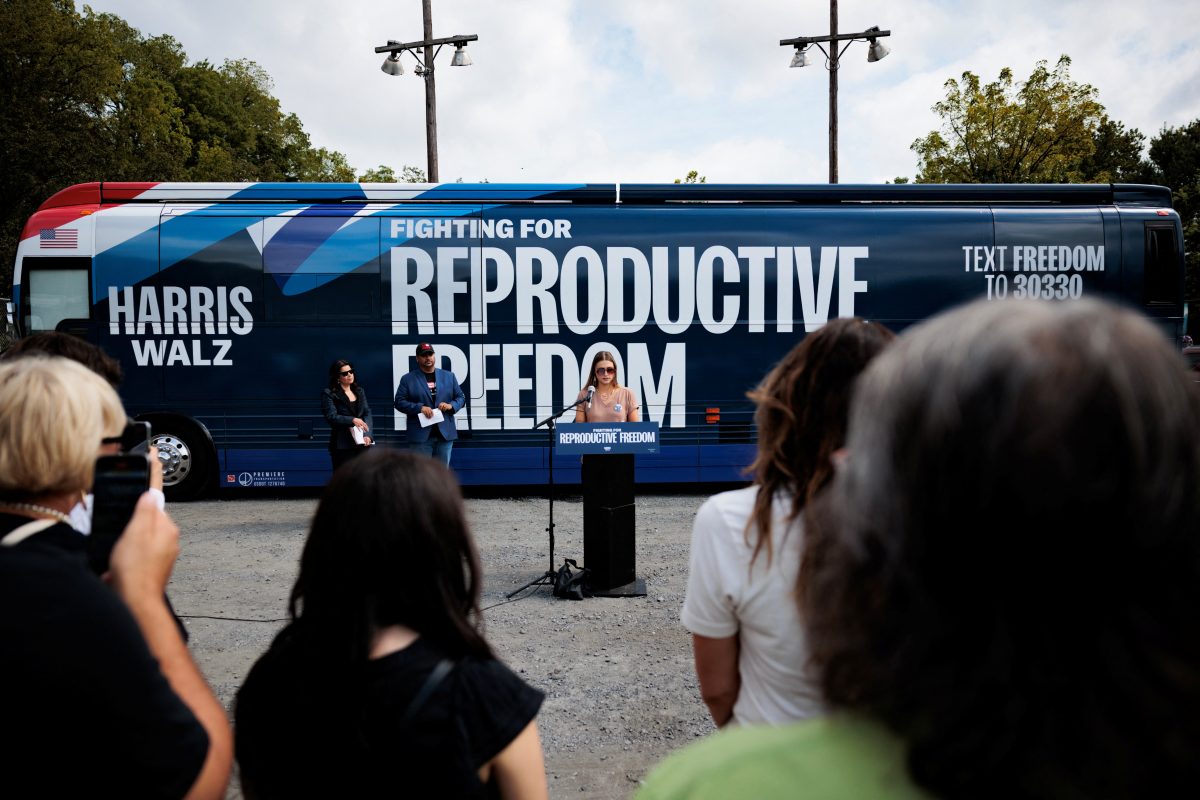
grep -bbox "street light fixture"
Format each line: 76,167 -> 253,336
451,43 -> 472,67
781,2 -> 891,183
374,0 -> 477,183
380,47 -> 404,76
867,28 -> 891,63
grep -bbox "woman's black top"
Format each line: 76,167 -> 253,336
235,633 -> 543,799
0,514 -> 209,797
321,385 -> 373,451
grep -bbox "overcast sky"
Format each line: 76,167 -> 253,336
77,0 -> 1200,184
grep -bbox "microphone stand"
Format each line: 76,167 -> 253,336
506,393 -> 591,597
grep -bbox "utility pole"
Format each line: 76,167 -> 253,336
375,4 -> 476,184
828,1 -> 838,184
780,1 -> 890,184
422,0 -> 438,182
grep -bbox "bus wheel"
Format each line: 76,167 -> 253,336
149,420 -> 214,501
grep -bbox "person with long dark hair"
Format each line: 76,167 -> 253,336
235,450 -> 547,799
574,350 -> 639,422
321,359 -> 373,472
639,297 -> 1200,799
681,318 -> 894,727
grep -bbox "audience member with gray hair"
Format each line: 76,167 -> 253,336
639,297 -> 1200,799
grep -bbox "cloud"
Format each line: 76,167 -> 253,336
76,0 -> 1200,184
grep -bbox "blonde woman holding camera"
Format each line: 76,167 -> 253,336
0,356 -> 231,798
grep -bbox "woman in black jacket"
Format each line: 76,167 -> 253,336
321,359 -> 373,472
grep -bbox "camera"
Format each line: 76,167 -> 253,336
87,421 -> 153,574
114,420 -> 151,455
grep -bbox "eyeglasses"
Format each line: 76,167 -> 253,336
595,367 -> 615,375
339,370 -> 354,376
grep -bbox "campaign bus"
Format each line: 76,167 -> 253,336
8,182 -> 1186,498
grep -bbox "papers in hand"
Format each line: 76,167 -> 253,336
419,408 -> 445,428
351,426 -> 366,445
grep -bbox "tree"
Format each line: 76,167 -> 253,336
400,165 -> 427,183
0,0 -> 358,292
173,59 -> 353,181
674,170 -> 706,184
1145,120 -> 1200,190
358,165 -> 397,182
1079,117 -> 1145,183
0,0 -> 130,294
86,13 -> 192,180
909,56 -> 1142,184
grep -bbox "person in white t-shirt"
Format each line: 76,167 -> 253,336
682,318 -> 894,727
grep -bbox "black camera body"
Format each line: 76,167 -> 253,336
87,421 -> 153,574
115,420 -> 151,455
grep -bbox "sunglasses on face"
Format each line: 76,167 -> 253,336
595,366 -> 615,375
339,369 -> 354,377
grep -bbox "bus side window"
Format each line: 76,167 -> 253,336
22,257 -> 91,333
1145,224 -> 1179,306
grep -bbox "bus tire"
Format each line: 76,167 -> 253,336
141,415 -> 215,501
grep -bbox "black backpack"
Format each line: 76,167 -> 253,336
552,558 -> 590,600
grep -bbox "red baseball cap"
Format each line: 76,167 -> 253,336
416,343 -> 435,355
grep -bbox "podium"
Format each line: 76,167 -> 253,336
556,422 -> 660,597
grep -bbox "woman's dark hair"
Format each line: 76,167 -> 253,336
287,449 -> 491,665
327,358 -> 358,392
802,298 -> 1200,799
746,317 -> 893,564
1,331 -> 123,388
586,350 -> 622,390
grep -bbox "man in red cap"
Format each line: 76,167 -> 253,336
393,343 -> 466,466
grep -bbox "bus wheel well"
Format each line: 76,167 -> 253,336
137,414 -> 216,502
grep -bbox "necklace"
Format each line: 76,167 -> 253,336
0,502 -> 72,526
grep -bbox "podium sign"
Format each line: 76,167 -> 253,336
553,422 -> 656,597
555,421 -> 660,455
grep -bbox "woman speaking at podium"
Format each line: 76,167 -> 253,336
573,350 -> 643,593
575,351 -> 640,423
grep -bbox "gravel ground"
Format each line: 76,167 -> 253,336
167,489 -> 721,799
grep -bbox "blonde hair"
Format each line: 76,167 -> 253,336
0,356 -> 127,499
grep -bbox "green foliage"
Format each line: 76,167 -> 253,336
896,53 -> 1198,334
674,170 -> 706,184
1078,117 -> 1146,183
358,165 -> 398,182
400,165 -> 428,183
0,0 -> 358,292
907,48 -> 1197,330
1143,119 -> 1200,200
910,56 -> 1143,184
172,59 -> 353,181
1,0 -> 116,293
358,165 -> 429,183
306,149 -> 356,182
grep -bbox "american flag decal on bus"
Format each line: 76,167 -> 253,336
40,228 -> 78,249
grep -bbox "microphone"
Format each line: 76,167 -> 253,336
586,385 -> 595,410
